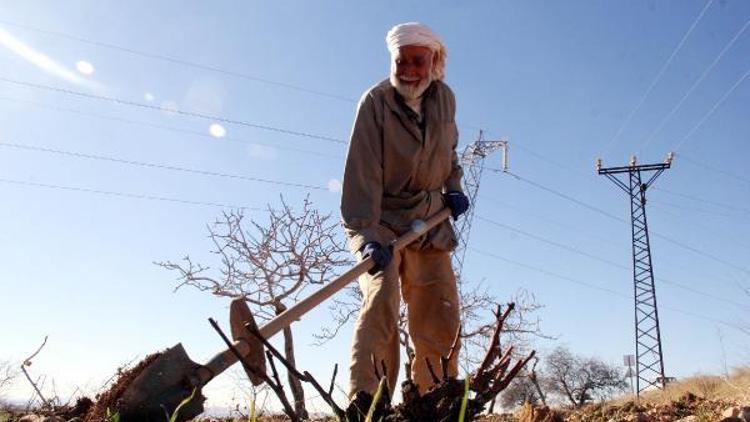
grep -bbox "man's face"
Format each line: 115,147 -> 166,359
390,45 -> 434,101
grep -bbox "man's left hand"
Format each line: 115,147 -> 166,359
444,191 -> 470,220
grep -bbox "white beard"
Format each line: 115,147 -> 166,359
390,73 -> 433,101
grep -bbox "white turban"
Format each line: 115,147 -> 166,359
385,22 -> 447,81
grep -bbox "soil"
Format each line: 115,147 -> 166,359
561,392 -> 739,421
84,351 -> 162,422
483,392 -> 744,422
343,378 -> 487,422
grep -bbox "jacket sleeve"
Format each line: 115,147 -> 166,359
341,92 -> 384,252
443,87 -> 464,193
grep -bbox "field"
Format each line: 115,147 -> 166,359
2,366 -> 748,421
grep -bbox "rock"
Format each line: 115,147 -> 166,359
14,415 -> 67,422
720,418 -> 743,422
675,416 -> 698,422
725,407 -> 741,418
516,403 -> 564,422
627,412 -> 652,422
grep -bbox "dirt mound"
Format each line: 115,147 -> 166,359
84,352 -> 162,422
569,392 -> 737,421
504,392 -> 740,421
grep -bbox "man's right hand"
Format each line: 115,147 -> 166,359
361,242 -> 393,275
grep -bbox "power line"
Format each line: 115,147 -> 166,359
0,19 -> 499,140
0,141 -> 328,191
0,96 -> 344,159
515,142 -> 594,180
677,152 -> 750,186
500,170 -> 626,223
476,215 -> 627,269
478,194 -> 619,247
0,177 -> 259,209
651,230 -> 750,277
652,186 -> 750,215
650,198 -> 748,221
469,246 -> 628,298
0,77 -> 348,145
639,16 -> 750,152
475,214 -> 750,309
492,169 -> 750,277
480,192 -> 750,289
671,64 -> 750,151
469,246 -> 749,335
600,0 -> 714,156
650,198 -> 738,219
484,130 -> 749,219
0,19 -> 357,103
481,184 -> 750,288
649,201 -> 750,253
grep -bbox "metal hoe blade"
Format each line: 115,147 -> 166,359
118,343 -> 206,422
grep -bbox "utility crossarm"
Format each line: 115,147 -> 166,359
598,162 -> 670,174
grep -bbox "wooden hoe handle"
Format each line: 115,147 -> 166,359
195,208 -> 452,385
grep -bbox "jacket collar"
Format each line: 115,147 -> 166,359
383,81 -> 437,143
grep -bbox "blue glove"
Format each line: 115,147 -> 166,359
361,242 -> 393,275
444,191 -> 470,220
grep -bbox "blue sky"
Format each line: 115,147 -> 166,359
1,0 -> 749,414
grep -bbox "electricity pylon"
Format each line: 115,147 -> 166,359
452,131 -> 508,278
597,152 -> 673,396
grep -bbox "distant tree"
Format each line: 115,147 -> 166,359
159,197 -> 351,419
457,287 -> 548,369
499,356 -> 548,411
543,346 -> 627,407
0,360 -> 17,402
315,280 -> 549,374
501,374 -> 541,408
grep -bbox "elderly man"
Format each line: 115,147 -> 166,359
341,22 -> 470,399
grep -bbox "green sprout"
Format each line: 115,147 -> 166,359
364,377 -> 386,422
167,386 -> 197,422
105,407 -> 120,422
458,377 -> 470,422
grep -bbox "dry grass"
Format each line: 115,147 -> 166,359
634,365 -> 750,406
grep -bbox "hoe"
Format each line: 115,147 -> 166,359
115,208 -> 452,421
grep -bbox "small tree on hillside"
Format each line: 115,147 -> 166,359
543,346 -> 627,407
158,197 -> 351,419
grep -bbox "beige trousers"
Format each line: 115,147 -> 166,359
348,245 -> 461,398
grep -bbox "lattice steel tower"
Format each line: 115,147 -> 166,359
597,153 -> 673,396
452,131 -> 508,278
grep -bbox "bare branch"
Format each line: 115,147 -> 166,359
0,360 -> 18,401
207,318 -> 299,421
243,324 -> 346,419
20,336 -> 50,408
